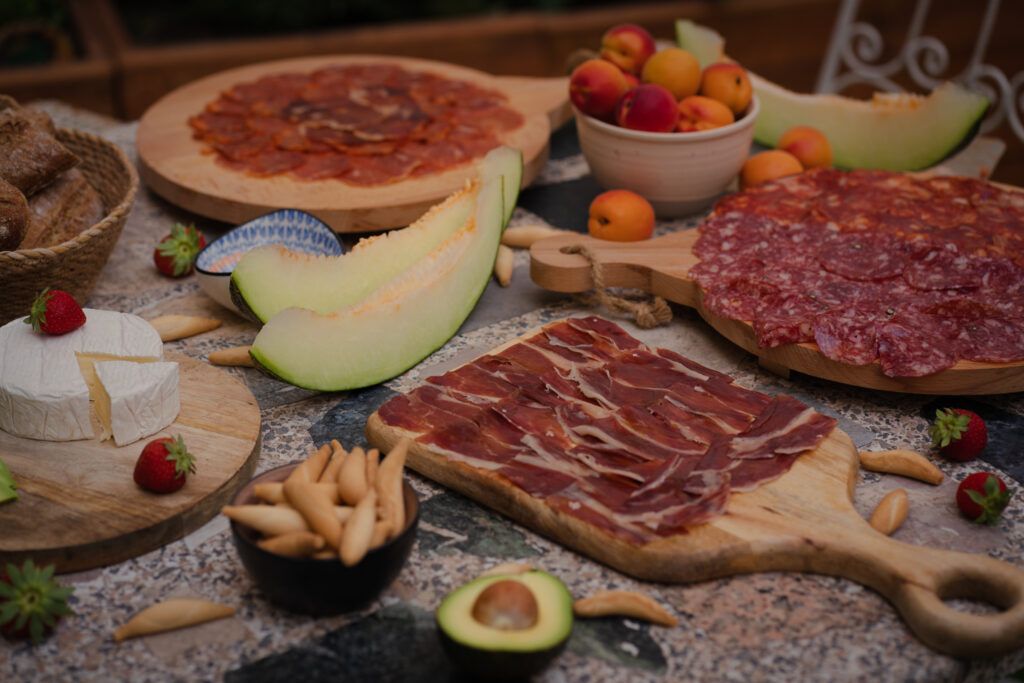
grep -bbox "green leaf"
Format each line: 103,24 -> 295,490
985,475 -> 999,496
967,489 -> 987,506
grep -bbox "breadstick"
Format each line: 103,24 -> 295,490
573,590 -> 678,627
501,224 -> 569,249
257,531 -> 325,558
334,506 -> 354,524
222,505 -> 308,536
340,490 -> 377,566
285,444 -> 332,485
365,449 -> 380,488
320,440 -> 347,483
207,346 -> 254,367
494,244 -> 514,286
148,315 -> 221,342
859,450 -> 943,485
283,480 -> 342,548
114,599 -> 234,641
337,446 -> 368,505
253,482 -> 340,505
377,439 -> 408,535
869,489 -> 909,536
369,519 -> 391,549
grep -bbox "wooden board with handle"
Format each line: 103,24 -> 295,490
367,391 -> 1024,659
136,55 -> 568,233
529,230 -> 1024,395
0,353 -> 261,573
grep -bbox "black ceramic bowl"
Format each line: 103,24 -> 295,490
229,462 -> 419,616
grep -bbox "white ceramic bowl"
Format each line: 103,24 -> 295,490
575,95 -> 759,217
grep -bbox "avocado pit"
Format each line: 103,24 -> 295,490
471,579 -> 539,631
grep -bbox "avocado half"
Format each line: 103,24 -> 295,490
436,571 -> 573,681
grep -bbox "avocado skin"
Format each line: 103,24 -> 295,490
436,625 -> 569,681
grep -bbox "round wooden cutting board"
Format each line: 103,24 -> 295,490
529,230 -> 1024,395
0,354 -> 261,573
136,55 -> 568,232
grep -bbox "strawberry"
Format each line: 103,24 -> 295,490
0,560 -> 74,644
22,288 -> 86,336
930,408 -> 987,461
153,223 -> 206,277
133,435 -> 196,494
956,472 -> 1012,525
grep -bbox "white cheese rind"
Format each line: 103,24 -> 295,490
95,361 -> 180,447
0,309 -> 164,442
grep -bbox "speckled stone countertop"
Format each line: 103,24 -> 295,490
3,103 -> 1023,682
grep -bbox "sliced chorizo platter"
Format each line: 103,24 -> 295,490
530,169 -> 1024,395
366,316 -> 1024,658
136,55 -> 568,232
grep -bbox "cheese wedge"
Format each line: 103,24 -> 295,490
0,309 -> 169,442
94,361 -> 179,447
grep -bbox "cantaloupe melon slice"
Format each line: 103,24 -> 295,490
250,147 -> 522,391
675,19 -> 988,171
231,183 -> 477,323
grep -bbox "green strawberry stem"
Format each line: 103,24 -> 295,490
930,408 -> 970,448
22,288 -> 53,333
158,224 -> 203,276
0,560 -> 74,644
966,475 -> 1013,525
165,435 -> 196,478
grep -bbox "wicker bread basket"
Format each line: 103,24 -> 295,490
0,128 -> 138,325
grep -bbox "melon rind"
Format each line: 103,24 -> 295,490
250,147 -> 523,391
676,19 -> 989,171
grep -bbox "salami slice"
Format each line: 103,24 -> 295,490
876,311 -> 957,377
812,305 -> 885,365
819,232 -> 908,281
904,243 -> 986,290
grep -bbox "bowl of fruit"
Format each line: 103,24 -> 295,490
570,24 -> 759,217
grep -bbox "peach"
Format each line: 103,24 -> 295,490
570,59 -> 631,121
623,72 -> 640,89
740,150 -> 804,189
641,48 -> 701,100
600,24 -> 656,75
588,189 -> 655,242
677,95 -> 735,132
615,84 -> 679,133
778,125 -> 833,168
700,62 -> 753,115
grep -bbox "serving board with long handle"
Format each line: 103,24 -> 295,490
367,363 -> 1024,658
0,354 -> 261,573
136,55 -> 568,233
529,230 -> 1024,395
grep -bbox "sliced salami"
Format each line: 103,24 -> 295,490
876,312 -> 957,377
812,304 -> 886,365
819,232 -> 908,281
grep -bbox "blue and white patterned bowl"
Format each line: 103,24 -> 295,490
196,209 -> 343,314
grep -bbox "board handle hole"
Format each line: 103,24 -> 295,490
935,568 -> 1021,614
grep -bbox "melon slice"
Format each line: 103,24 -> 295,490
250,147 -> 523,391
231,184 -> 477,323
675,19 -> 989,171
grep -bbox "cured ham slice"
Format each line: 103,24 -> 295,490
377,317 -> 837,543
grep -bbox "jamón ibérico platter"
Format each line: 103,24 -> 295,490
366,317 -> 1024,658
530,171 -> 1024,395
136,55 -> 568,232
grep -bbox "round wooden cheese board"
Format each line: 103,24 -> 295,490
136,55 -> 568,233
0,353 -> 261,573
529,230 -> 1024,395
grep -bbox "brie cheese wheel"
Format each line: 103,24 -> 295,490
95,361 -> 179,447
0,309 -> 164,442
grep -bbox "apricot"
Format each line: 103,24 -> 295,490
677,95 -> 735,132
615,84 -> 679,133
600,24 -> 657,75
700,62 -> 753,115
570,59 -> 631,121
588,189 -> 656,242
778,125 -> 833,168
641,48 -> 701,101
740,150 -> 804,189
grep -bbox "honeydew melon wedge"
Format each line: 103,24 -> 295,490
675,19 -> 989,171
250,147 -> 522,391
231,184 -> 477,323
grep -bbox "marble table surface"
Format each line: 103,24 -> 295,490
2,102 -> 1023,682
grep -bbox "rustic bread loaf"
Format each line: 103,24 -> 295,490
0,107 -> 78,195
0,177 -> 28,250
19,167 -> 105,249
